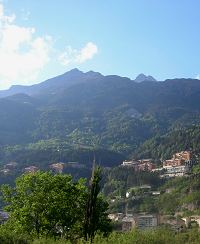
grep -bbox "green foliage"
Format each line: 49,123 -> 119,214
133,125 -> 200,160
84,166 -> 112,241
157,174 -> 200,215
0,139 -> 124,171
102,167 -> 162,196
1,170 -> 112,242
101,166 -> 162,214
0,226 -> 199,244
1,171 -> 87,239
1,76 -> 200,175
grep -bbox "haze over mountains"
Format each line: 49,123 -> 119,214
0,68 -> 200,167
0,69 -> 157,97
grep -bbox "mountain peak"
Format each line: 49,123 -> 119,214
64,68 -> 83,76
135,73 -> 157,83
85,70 -> 103,78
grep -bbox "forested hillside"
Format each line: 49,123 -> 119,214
133,125 -> 200,160
0,69 -> 200,167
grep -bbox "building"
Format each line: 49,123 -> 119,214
151,167 -> 164,173
163,165 -> 190,177
122,216 -> 136,231
108,213 -> 124,221
163,159 -> 184,167
159,215 -> 185,232
24,166 -> 38,173
50,162 -> 65,173
121,214 -> 158,231
135,214 -> 158,229
151,191 -> 161,196
163,151 -> 193,167
122,160 -> 140,167
4,162 -> 18,169
138,162 -> 156,171
0,169 -> 10,175
122,159 -> 156,172
108,213 -> 117,221
162,151 -> 195,177
173,151 -> 192,161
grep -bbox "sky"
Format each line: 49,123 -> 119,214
0,0 -> 200,89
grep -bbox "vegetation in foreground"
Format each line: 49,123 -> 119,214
0,170 -> 199,243
0,227 -> 199,244
0,170 -> 111,243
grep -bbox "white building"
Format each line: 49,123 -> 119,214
136,214 -> 158,229
163,165 -> 190,177
122,160 -> 139,167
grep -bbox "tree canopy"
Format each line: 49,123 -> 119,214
1,171 -> 111,241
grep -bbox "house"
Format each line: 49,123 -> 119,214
4,162 -> 18,169
139,185 -> 152,190
162,151 -> 195,177
163,151 -> 193,167
50,162 -> 65,173
151,191 -> 161,196
122,159 -> 156,172
138,159 -> 153,164
24,166 -> 38,173
163,165 -> 190,177
108,213 -> 117,221
108,213 -> 124,221
0,168 -> 10,175
122,214 -> 158,230
138,162 -> 156,171
151,167 -> 164,173
115,213 -> 125,221
122,160 -> 140,167
122,216 -> 136,231
163,159 -> 184,167
173,151 -> 192,161
159,215 -> 185,232
135,214 -> 158,229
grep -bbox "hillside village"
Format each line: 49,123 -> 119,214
109,151 -> 200,232
122,151 -> 196,178
0,161 -> 86,175
1,150 -> 195,176
0,150 -> 199,231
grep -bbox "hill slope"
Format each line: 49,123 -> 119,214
0,69 -> 200,166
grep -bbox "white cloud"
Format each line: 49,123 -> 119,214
59,42 -> 98,66
0,3 -> 98,90
195,75 -> 200,80
0,3 -> 52,89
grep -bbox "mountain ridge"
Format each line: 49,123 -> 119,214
0,69 -> 200,163
0,69 -> 196,99
0,69 -> 158,98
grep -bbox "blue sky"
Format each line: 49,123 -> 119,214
0,0 -> 200,89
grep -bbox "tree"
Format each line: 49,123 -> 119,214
1,171 -> 87,240
84,165 -> 112,242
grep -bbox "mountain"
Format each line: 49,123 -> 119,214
0,68 -> 103,98
0,69 -> 200,168
134,73 -> 157,82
